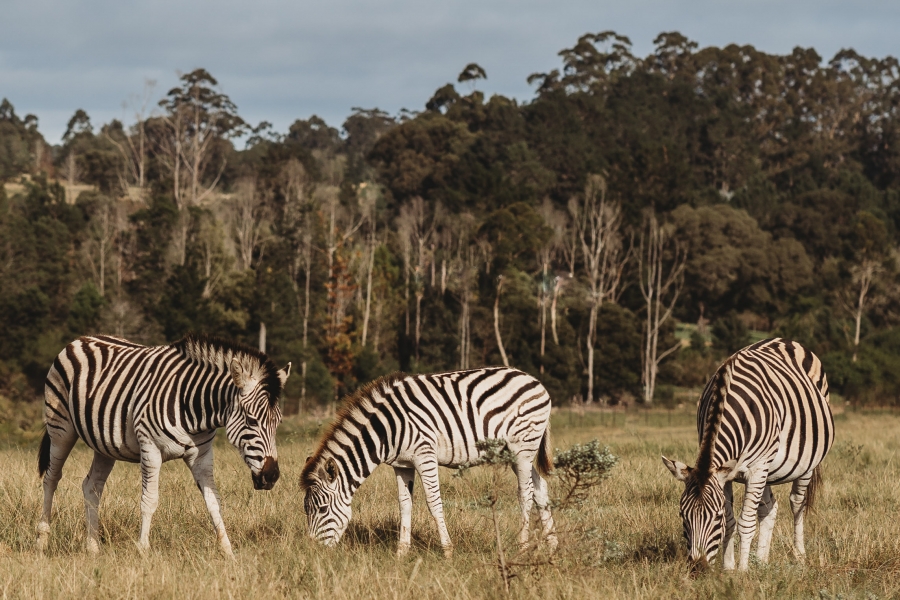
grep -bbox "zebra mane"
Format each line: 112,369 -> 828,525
171,333 -> 283,407
694,355 -> 735,487
300,371 -> 407,490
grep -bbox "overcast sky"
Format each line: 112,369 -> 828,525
2,0 -> 899,143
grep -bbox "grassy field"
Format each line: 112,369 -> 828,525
0,403 -> 897,599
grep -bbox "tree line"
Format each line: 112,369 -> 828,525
3,31 -> 900,409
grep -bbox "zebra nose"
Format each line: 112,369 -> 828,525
689,555 -> 709,575
252,457 -> 280,490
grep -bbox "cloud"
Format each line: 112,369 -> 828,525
2,0 -> 898,142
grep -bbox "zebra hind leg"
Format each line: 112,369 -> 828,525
789,473 -> 815,563
82,452 -> 116,555
136,442 -> 163,555
755,484 -> 778,563
393,466 -> 415,557
512,460 -> 536,549
36,428 -> 78,554
531,466 -> 557,552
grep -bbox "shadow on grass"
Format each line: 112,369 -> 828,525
343,518 -> 451,558
628,533 -> 683,564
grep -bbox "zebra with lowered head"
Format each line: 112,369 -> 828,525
662,338 -> 834,571
301,367 -> 557,557
37,334 -> 290,556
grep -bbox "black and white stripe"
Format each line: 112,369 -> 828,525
300,367 -> 557,556
663,338 -> 834,571
36,334 -> 290,556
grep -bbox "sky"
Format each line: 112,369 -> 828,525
2,0 -> 899,144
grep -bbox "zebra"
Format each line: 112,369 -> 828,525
36,334 -> 290,557
300,367 -> 557,557
662,337 -> 834,571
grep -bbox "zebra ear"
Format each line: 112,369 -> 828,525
714,459 -> 740,484
662,456 -> 691,482
324,457 -> 338,483
277,363 -> 292,386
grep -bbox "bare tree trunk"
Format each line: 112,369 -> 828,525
586,301 -> 599,404
361,227 -> 376,347
415,280 -> 423,363
638,210 -> 686,404
551,277 -> 562,345
302,233 -> 311,405
539,262 -> 548,373
851,261 -> 877,363
493,276 -> 510,367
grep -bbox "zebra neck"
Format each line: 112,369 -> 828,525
332,418 -> 388,488
180,371 -> 238,433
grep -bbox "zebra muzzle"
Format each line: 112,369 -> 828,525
253,457 -> 280,490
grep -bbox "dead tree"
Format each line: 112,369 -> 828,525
638,209 -> 686,405
358,183 -> 379,347
537,199 -> 567,370
231,177 -> 269,271
574,174 -> 627,404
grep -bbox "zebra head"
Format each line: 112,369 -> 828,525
301,454 -> 352,546
662,456 -> 737,570
226,358 -> 291,491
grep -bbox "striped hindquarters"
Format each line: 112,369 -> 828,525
705,338 -> 835,483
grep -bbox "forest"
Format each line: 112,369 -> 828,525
2,30 -> 900,410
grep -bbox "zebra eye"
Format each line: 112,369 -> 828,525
246,415 -> 259,428
318,505 -> 328,515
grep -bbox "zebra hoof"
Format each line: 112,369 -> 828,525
135,540 -> 151,557
442,545 -> 454,559
85,539 -> 100,556
396,544 -> 411,557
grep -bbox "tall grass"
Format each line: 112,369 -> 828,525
2,406 -> 898,599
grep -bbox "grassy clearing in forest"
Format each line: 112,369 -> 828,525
0,405 -> 897,599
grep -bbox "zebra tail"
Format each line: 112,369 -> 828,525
536,425 -> 553,477
38,428 -> 51,479
805,466 -> 822,513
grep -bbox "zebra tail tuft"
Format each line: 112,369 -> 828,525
38,428 -> 51,479
805,466 -> 822,513
536,425 -> 553,477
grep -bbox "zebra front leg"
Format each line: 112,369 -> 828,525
722,481 -> 736,570
36,430 -> 77,553
82,452 -> 116,555
736,472 -> 769,570
394,466 -> 415,557
414,454 -> 453,558
184,445 -> 234,558
531,466 -> 557,552
789,474 -> 813,563
137,443 -> 163,555
755,485 -> 778,563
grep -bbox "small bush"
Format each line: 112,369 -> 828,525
553,439 -> 618,508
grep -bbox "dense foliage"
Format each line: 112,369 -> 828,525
3,31 -> 900,407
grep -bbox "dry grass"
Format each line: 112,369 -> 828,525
1,406 -> 897,599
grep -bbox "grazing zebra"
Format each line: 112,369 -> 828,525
662,338 -> 834,571
301,367 -> 557,557
37,334 -> 290,557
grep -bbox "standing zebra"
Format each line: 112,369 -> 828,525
37,334 -> 290,556
662,338 -> 834,571
301,367 -> 557,557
